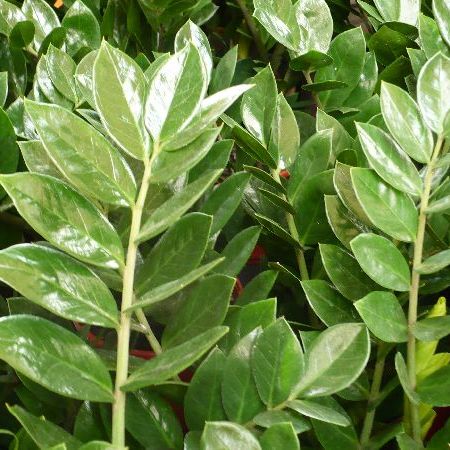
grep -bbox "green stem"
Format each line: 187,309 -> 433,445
235,0 -> 268,62
134,308 -> 162,355
407,135 -> 444,443
360,343 -> 387,448
112,147 -> 158,446
303,71 -> 322,110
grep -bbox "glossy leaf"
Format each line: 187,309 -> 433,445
380,82 -> 433,164
374,0 -> 420,24
201,422 -> 261,450
419,13 -> 449,59
287,399 -> 350,426
8,405 -> 81,450
302,279 -> 358,326
350,233 -> 410,291
0,173 -> 124,269
252,318 -> 304,407
0,244 -> 118,327
320,244 -> 379,301
25,100 -> 136,207
93,41 -> 149,160
294,323 -> 370,398
236,270 -> 278,306
184,348 -> 227,430
417,52 -> 450,134
351,168 -> 418,242
356,122 -> 422,195
19,140 -> 63,179
222,329 -> 265,423
123,327 -> 228,391
355,291 -> 408,342
434,0 -> 450,47
162,274 -> 234,348
46,45 -> 78,103
22,0 -> 59,50
260,423 -> 299,450
210,45 -> 237,94
253,410 -> 310,434
0,315 -> 113,401
126,390 -> 183,449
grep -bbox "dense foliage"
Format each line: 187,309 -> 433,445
0,0 -> 449,448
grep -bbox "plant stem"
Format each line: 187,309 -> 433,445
134,308 -> 162,354
360,343 -> 387,448
407,135 -> 444,443
235,0 -> 268,62
303,71 -> 322,110
112,147 -> 158,446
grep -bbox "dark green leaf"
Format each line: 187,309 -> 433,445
236,271 -> 278,306
259,423 -> 299,450
395,352 -> 420,404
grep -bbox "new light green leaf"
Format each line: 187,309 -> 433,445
145,44 -> 206,142
25,100 -> 136,207
252,318 -> 304,407
350,233 -> 410,291
0,244 -> 118,328
417,365 -> 450,406
0,315 -> 113,401
413,316 -> 450,341
8,405 -> 81,450
122,326 -> 228,391
94,41 -> 149,160
356,122 -> 422,196
351,168 -> 418,242
381,82 -> 434,164
0,173 -> 124,269
201,422 -> 262,450
294,323 -> 370,398
417,52 -> 450,134
355,291 -> 408,342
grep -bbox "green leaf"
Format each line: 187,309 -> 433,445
184,348 -> 227,430
434,0 -> 450,47
19,140 -> 62,179
374,0 -> 419,24
136,213 -> 211,296
0,244 -> 118,327
350,233 -> 410,291
320,244 -> 379,301
417,52 -> 450,134
395,352 -> 420,404
380,82 -> 434,164
0,315 -> 113,401
201,422 -> 261,450
0,0 -> 26,36
351,168 -> 418,242
128,259 -> 224,312
9,20 -> 34,48
126,390 -> 183,449
215,227 -> 261,277
123,327 -> 228,391
417,365 -> 450,406
302,80 -> 348,93
258,188 -> 294,214
294,323 -> 370,398
254,216 -> 298,248
355,291 -> 408,342
254,410 -> 310,434
260,423 -> 299,450
325,195 -> 371,250
222,330 -> 265,423
417,249 -> 450,274
62,0 -> 101,56
46,45 -> 78,103
316,110 -> 354,158
236,270 -> 278,306
356,122 -> 422,195
22,0 -> 59,49
25,100 -> 136,207
145,44 -> 206,142
241,65 -> 277,147
79,443 -> 122,450
302,279 -> 358,326
201,172 -> 251,234
269,93 -> 300,168
162,274 -> 233,348
0,173 -> 124,269
419,13 -> 450,60
287,399 -> 350,426
175,20 -> 212,84
290,50 -> 333,72
75,50 -> 96,108
396,433 -> 424,450
210,45 -> 237,94
0,71 -> 7,107
252,318 -> 304,407
413,316 -> 450,341
316,28 -> 366,109
0,107 -> 19,198
93,41 -> 149,160
7,405 -> 81,450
